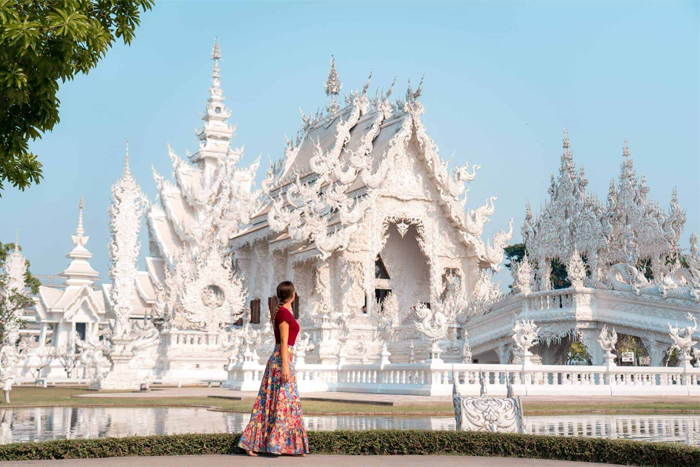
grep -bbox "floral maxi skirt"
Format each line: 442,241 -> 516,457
238,344 -> 309,455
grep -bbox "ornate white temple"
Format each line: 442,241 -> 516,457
466,133 -> 699,366
3,41 -> 698,392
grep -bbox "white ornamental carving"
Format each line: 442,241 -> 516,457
108,142 -> 148,337
453,372 -> 523,433
668,313 -> 698,358
597,325 -> 618,354
512,319 -> 539,360
165,247 -> 246,331
567,248 -> 587,288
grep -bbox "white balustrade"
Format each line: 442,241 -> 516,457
226,359 -> 700,396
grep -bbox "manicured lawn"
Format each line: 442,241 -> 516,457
2,387 -> 698,415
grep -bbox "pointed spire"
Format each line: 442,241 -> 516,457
76,195 -> 85,238
211,38 -> 222,92
324,56 -> 342,115
62,195 -> 98,286
623,138 -> 629,157
14,228 -> 19,250
563,128 -> 570,149
124,139 -> 131,174
194,39 -> 235,162
324,56 -> 342,97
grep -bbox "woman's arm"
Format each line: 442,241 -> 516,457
279,321 -> 291,383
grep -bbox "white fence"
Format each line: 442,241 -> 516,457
227,360 -> 700,397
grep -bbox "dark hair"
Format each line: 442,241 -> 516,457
272,281 -> 295,323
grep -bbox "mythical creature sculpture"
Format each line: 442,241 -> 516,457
376,292 -> 399,354
668,313 -> 698,358
414,301 -> 454,360
512,319 -> 539,360
597,325 -> 618,354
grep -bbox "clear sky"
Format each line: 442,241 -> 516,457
1,1 -> 698,291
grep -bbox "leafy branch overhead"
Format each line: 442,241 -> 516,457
0,0 -> 154,194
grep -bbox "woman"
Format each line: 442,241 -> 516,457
238,281 -> 309,457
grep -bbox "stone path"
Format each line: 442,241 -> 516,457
2,455 -> 623,466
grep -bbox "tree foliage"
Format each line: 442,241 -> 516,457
0,0 -> 154,194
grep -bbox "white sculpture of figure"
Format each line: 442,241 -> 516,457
567,248 -> 587,288
597,325 -> 618,368
376,292 -> 398,363
461,331 -> 473,364
77,330 -> 113,385
512,319 -> 539,366
668,313 -> 698,369
335,308 -> 354,365
0,344 -> 19,403
414,301 -> 454,362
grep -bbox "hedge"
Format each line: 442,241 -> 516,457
0,431 -> 697,466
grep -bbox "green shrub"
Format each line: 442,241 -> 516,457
0,431 -> 696,466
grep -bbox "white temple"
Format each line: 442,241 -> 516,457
466,134 -> 699,366
3,41 -> 698,393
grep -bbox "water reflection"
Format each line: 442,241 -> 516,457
0,407 -> 697,446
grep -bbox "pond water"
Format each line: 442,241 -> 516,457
0,407 -> 697,446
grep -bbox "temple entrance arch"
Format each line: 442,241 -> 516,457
372,217 -> 432,319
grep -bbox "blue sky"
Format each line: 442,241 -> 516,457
1,1 -> 698,290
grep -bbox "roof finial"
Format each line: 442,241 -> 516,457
623,138 -> 629,157
212,37 -> 221,61
15,228 -> 19,250
77,195 -> 85,237
362,69 -> 373,95
125,139 -> 131,174
414,73 -> 424,100
211,38 -> 221,91
324,56 -> 342,97
563,128 -> 570,149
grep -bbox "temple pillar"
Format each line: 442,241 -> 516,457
579,328 -> 601,365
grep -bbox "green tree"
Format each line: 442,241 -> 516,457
0,0 -> 154,193
504,243 -> 572,290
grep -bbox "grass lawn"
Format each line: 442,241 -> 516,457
2,387 -> 698,415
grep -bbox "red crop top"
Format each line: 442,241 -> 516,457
274,306 -> 300,346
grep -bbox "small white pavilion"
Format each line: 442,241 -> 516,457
33,197 -> 109,349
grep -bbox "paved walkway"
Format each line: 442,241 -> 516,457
2,455 -> 623,466
75,388 -> 697,407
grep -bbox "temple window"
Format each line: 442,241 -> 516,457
75,322 -> 87,342
250,299 -> 261,324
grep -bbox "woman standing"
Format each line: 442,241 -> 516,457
239,281 -> 309,456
